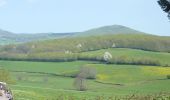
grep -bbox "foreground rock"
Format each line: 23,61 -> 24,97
0,82 -> 13,100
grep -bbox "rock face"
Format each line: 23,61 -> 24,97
103,52 -> 112,62
0,82 -> 13,100
0,90 -> 9,100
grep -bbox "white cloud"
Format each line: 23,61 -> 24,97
0,0 -> 7,7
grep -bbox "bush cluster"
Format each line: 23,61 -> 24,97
167,75 -> 170,79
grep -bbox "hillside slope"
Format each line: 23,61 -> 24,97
0,34 -> 170,66
0,25 -> 145,45
0,29 -> 14,36
77,25 -> 144,36
0,29 -> 76,45
0,29 -> 17,45
2,34 -> 169,53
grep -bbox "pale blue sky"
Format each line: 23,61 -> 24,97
0,0 -> 169,36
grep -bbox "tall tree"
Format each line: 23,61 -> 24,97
158,0 -> 170,19
73,66 -> 97,91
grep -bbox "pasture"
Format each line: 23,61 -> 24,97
0,60 -> 170,99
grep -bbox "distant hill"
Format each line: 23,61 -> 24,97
0,25 -> 146,45
0,29 -> 14,36
15,32 -> 76,43
0,29 -> 18,45
0,29 -> 76,45
76,25 -> 144,36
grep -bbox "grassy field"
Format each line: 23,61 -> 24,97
1,23 -> 170,100
1,47 -> 170,67
0,60 -> 170,99
78,48 -> 170,66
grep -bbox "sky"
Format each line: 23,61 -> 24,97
0,0 -> 170,36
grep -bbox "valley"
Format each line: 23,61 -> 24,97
0,25 -> 170,100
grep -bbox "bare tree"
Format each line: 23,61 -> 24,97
73,73 -> 87,91
73,66 -> 97,91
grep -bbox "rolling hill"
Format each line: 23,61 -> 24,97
0,29 -> 14,36
0,25 -> 145,45
0,29 -> 76,45
0,29 -> 17,45
0,25 -> 170,66
1,25 -> 170,99
77,25 -> 144,36
0,33 -> 170,66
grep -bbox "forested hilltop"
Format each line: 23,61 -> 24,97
0,25 -> 143,45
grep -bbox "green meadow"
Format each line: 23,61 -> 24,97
0,32 -> 170,99
78,48 -> 170,66
1,60 -> 170,100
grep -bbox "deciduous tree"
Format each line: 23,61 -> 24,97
158,0 -> 170,19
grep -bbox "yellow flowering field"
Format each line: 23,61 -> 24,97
142,67 -> 170,75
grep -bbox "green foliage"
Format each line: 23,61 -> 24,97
167,75 -> 170,79
0,47 -> 170,66
12,88 -> 170,100
78,48 -> 170,66
1,34 -> 170,54
0,34 -> 170,66
1,26 -> 170,99
108,56 -> 161,66
0,68 -> 14,84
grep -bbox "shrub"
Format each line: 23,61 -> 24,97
0,68 -> 14,84
167,75 -> 170,79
